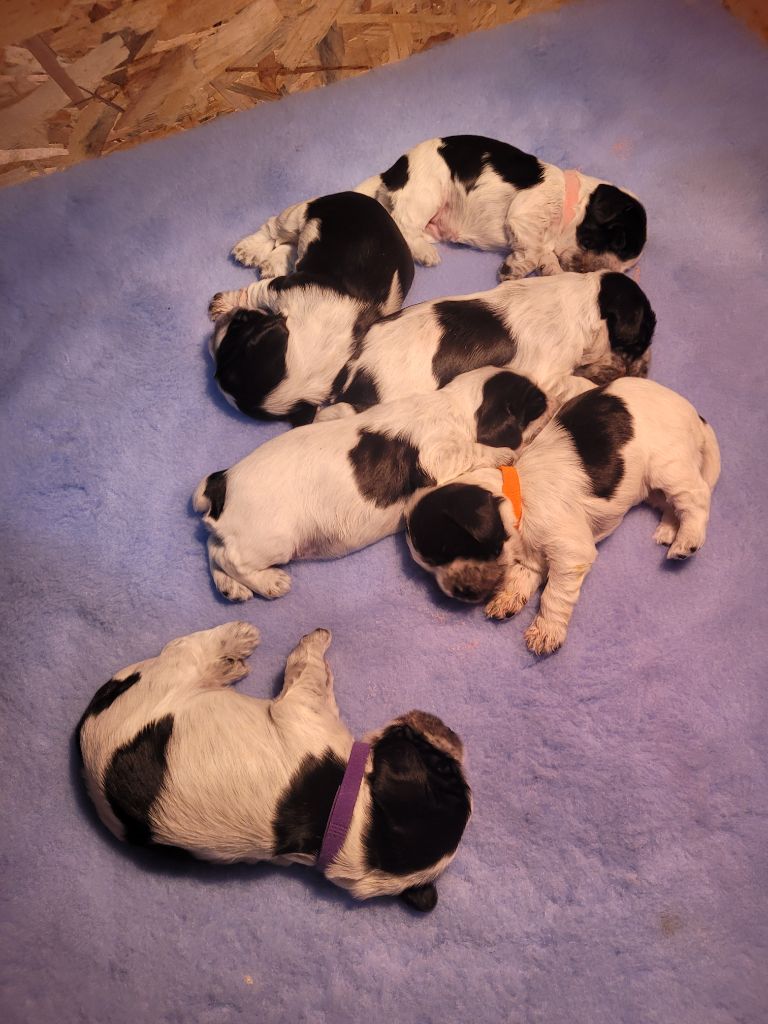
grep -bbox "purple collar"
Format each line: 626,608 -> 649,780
316,741 -> 371,871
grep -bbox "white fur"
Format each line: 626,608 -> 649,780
408,378 -> 721,655
78,624 -> 467,900
194,367 -> 552,601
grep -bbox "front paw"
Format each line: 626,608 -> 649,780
218,621 -> 260,659
411,239 -> 441,267
485,591 -> 528,619
498,258 -> 527,282
209,292 -> 232,321
232,233 -> 271,267
524,617 -> 566,655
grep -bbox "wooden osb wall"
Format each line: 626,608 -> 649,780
0,0 -> 765,191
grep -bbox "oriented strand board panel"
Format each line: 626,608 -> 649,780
0,0 -> 765,189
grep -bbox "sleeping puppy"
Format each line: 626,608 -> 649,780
193,367 -> 549,601
77,623 -> 471,911
324,269 -> 656,418
406,378 -> 720,655
208,191 -> 414,424
355,135 -> 647,279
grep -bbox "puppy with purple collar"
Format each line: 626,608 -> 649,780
77,623 -> 471,911
355,134 -> 647,279
194,367 -> 549,601
406,378 -> 720,655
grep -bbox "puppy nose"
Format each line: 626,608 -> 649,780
454,585 -> 481,602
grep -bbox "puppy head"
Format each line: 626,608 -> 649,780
475,371 -> 549,450
211,307 -> 289,418
406,482 -> 509,603
560,184 -> 647,273
362,711 -> 472,913
579,271 -> 657,383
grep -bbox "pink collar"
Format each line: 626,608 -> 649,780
560,169 -> 581,230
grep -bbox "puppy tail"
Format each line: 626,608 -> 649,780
699,417 -> 721,490
193,469 -> 228,523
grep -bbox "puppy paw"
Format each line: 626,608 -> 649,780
314,403 -> 356,422
209,292 -> 233,321
249,568 -> 292,599
411,239 -> 441,267
653,520 -> 677,547
302,627 -> 332,651
218,621 -> 261,659
498,259 -> 525,282
667,538 -> 702,560
212,569 -> 253,602
258,251 -> 291,279
524,617 -> 566,656
232,233 -> 272,267
485,591 -> 528,619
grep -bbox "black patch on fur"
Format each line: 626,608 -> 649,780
432,299 -> 516,388
401,883 -> 438,913
699,414 -> 707,425
338,369 -> 380,411
381,154 -> 410,192
214,308 -> 290,419
300,192 -> 415,306
365,724 -> 471,876
350,307 -> 379,359
577,184 -> 647,262
286,402 -> 317,426
330,364 -> 350,399
557,388 -> 634,499
475,371 -> 547,450
438,135 -> 544,192
272,749 -> 345,857
203,470 -> 227,520
75,671 -> 142,750
407,483 -> 507,566
349,430 -> 435,508
598,272 -> 656,360
103,715 -> 174,845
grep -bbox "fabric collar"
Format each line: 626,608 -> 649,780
560,169 -> 582,230
316,741 -> 371,871
500,466 -> 523,529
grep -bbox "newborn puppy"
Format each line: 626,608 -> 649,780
209,191 -> 414,424
407,378 -> 720,655
355,135 -> 647,279
194,367 -> 548,601
77,623 -> 471,910
325,269 -> 656,419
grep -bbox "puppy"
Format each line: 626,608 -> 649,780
209,191 -> 414,424
77,623 -> 471,910
355,134 -> 647,279
406,378 -> 720,655
193,367 -> 549,601
325,269 -> 656,419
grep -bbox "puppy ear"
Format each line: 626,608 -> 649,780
214,309 -> 290,418
407,484 -> 507,566
401,883 -> 438,913
589,184 -> 635,225
598,272 -> 656,359
476,372 -> 547,449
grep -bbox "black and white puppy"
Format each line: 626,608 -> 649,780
406,378 -> 720,655
77,623 -> 471,910
325,269 -> 656,418
209,191 -> 414,424
355,135 -> 647,279
193,367 -> 549,601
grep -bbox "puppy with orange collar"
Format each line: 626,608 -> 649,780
406,378 -> 720,655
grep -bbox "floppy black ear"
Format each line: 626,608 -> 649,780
476,371 -> 547,449
579,185 -> 647,261
214,308 -> 290,418
401,883 -> 438,913
407,484 -> 507,566
589,184 -> 635,225
598,273 -> 656,359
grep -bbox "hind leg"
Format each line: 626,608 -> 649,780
651,469 -> 712,560
232,200 -> 309,273
274,628 -> 339,717
208,537 -> 291,601
161,621 -> 261,687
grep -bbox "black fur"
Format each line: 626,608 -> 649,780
380,154 -> 410,192
75,671 -> 142,752
349,431 -> 435,508
103,715 -> 174,845
338,368 -> 380,411
431,299 -> 516,388
299,192 -> 415,306
407,483 -> 507,567
401,883 -> 438,913
598,272 -> 656,360
214,309 -> 290,420
365,724 -> 471,876
286,401 -> 317,426
557,388 -> 634,500
577,184 -> 647,262
272,750 -> 345,857
203,470 -> 227,520
475,371 -> 547,450
330,364 -> 349,399
438,135 -> 544,192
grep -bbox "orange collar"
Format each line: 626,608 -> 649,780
500,465 -> 523,528
561,169 -> 581,230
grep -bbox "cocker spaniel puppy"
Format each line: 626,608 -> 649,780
407,378 -> 720,655
355,134 -> 647,279
194,367 -> 549,601
77,623 -> 471,911
209,191 -> 414,424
